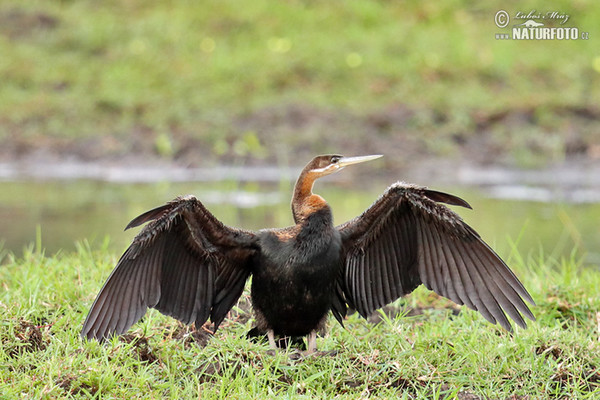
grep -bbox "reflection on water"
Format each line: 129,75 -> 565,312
0,179 -> 598,266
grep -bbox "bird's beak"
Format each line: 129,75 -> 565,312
338,154 -> 383,167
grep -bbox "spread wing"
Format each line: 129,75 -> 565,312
336,182 -> 535,331
81,195 -> 258,341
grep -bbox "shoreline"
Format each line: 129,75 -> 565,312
2,156 -> 599,204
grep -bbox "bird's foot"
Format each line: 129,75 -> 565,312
302,330 -> 318,356
267,329 -> 277,349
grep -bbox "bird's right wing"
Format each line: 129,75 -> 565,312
336,183 -> 535,331
81,195 -> 259,341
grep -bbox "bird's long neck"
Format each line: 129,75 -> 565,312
292,171 -> 328,224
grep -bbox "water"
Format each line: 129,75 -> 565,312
1,174 -> 598,266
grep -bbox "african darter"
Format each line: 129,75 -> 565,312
81,154 -> 535,353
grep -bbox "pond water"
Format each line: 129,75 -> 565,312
0,174 -> 598,267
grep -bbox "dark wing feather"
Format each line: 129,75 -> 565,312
337,182 -> 535,331
82,195 -> 258,341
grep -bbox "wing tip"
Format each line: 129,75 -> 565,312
124,201 -> 183,230
424,189 -> 473,209
80,326 -> 107,343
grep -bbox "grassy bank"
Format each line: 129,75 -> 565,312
1,1 -> 599,166
0,243 -> 599,399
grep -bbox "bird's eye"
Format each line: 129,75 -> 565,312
331,156 -> 340,164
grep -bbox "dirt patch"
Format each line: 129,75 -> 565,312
196,358 -> 227,383
234,103 -> 432,171
5,320 -> 47,358
2,103 -> 599,176
547,367 -> 600,397
535,343 -> 564,360
56,374 -> 99,397
534,341 -> 600,396
0,8 -> 59,39
118,334 -> 159,364
337,376 -> 485,399
168,323 -> 213,348
234,103 -> 600,170
195,352 -> 259,384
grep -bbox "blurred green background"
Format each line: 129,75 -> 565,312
1,0 -> 599,166
0,0 -> 599,259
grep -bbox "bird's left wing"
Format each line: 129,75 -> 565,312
336,183 -> 535,331
81,195 -> 258,341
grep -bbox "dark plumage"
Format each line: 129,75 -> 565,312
81,154 -> 535,353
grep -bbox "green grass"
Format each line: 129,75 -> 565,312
1,241 -> 599,399
1,0 -> 599,162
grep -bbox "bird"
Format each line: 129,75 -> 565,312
81,154 -> 535,353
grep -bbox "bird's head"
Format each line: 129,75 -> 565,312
292,154 -> 383,223
304,154 -> 383,179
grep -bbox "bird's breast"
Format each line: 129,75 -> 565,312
258,206 -> 340,267
252,216 -> 342,335
257,226 -> 341,274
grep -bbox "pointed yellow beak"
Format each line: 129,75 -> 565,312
337,154 -> 383,167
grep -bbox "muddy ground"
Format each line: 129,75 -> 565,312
2,104 -> 599,184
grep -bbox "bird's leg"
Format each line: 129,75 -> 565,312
267,329 -> 277,349
305,330 -> 317,355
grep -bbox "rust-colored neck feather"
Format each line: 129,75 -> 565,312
292,170 -> 328,223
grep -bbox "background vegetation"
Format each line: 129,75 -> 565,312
1,0 -> 599,167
